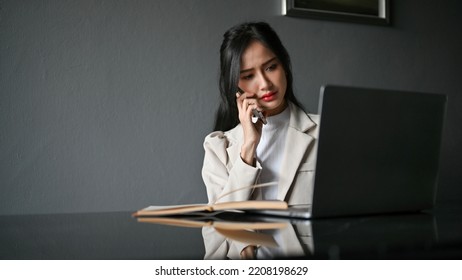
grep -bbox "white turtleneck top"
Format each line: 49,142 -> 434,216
255,105 -> 290,200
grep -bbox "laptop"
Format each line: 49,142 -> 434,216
254,85 -> 447,219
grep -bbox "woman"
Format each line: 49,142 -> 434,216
202,22 -> 319,259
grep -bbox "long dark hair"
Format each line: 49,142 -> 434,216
213,22 -> 304,131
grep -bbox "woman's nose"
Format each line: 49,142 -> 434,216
258,73 -> 272,91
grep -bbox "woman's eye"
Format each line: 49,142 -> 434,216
241,74 -> 254,80
266,63 -> 278,71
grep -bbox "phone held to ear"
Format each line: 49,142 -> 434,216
238,88 -> 267,125
251,109 -> 267,125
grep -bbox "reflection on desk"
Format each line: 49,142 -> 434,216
1,203 -> 461,260
196,212 -> 437,259
0,211 -> 205,259
198,213 -> 313,259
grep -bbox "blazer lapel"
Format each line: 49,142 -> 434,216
225,103 -> 317,201
277,103 -> 316,201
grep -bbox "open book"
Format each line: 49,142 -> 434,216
134,200 -> 288,217
134,182 -> 286,217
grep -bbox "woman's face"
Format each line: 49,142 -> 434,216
238,40 -> 287,116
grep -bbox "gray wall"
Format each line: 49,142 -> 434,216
1,0 -> 461,215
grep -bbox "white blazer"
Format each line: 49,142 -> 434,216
201,102 -> 320,259
202,101 -> 319,205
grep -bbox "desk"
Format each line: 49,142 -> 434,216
1,203 -> 461,260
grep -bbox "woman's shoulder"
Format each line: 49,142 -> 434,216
202,126 -> 242,166
203,125 -> 242,148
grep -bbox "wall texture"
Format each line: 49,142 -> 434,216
1,0 -> 461,215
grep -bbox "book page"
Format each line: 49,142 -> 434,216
212,200 -> 288,211
135,204 -> 211,216
141,204 -> 207,212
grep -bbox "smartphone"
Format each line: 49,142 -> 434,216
237,88 -> 267,125
251,108 -> 267,125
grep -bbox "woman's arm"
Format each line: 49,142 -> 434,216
202,131 -> 261,204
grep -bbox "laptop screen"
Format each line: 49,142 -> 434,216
311,85 -> 447,218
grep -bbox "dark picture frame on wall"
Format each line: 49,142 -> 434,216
284,0 -> 390,26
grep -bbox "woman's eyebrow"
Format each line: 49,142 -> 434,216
240,57 -> 277,74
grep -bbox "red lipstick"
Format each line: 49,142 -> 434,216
261,91 -> 277,102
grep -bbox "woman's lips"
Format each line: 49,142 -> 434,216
261,91 -> 277,102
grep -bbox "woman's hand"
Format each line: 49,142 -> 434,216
236,91 -> 265,166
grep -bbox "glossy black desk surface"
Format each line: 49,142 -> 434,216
1,202 -> 461,260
